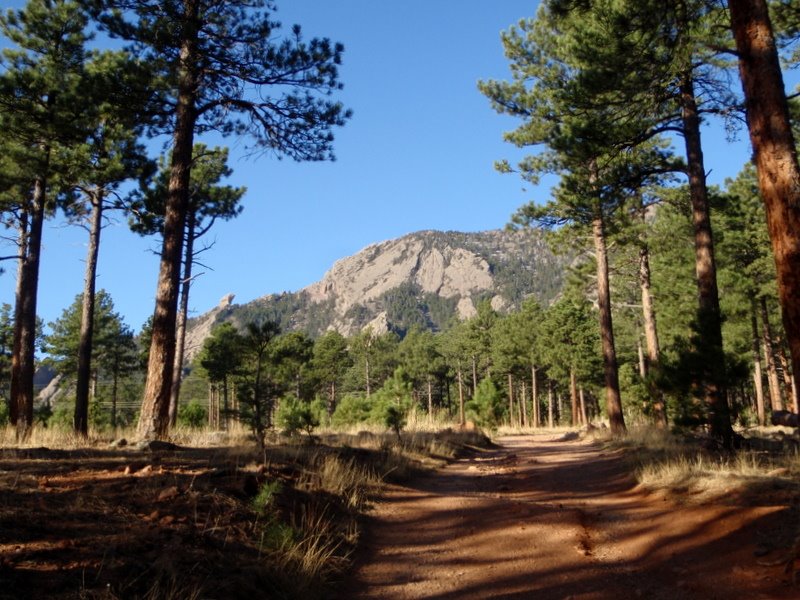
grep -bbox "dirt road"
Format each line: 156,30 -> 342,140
339,433 -> 797,600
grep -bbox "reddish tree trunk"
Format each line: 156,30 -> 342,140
751,301 -> 766,426
592,205 -> 625,435
679,73 -> 733,447
138,0 -> 200,440
760,297 -> 784,411
639,237 -> 667,428
11,171 -> 48,440
728,0 -> 800,425
169,210 -> 197,427
75,191 -> 104,437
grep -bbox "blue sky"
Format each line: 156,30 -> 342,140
0,0 -> 756,334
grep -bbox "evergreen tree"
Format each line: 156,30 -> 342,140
63,49 -> 156,436
197,322 -> 243,428
727,0 -> 800,403
0,0 -> 97,438
310,330 -> 351,415
43,290 -> 138,430
88,0 -> 351,439
397,326 -> 446,417
131,144 -> 245,425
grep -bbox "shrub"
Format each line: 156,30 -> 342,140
384,405 -> 405,441
276,396 -> 319,436
331,394 -> 373,427
466,378 -> 506,431
178,401 -> 207,428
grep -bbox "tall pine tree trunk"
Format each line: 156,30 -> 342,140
775,337 -> 798,413
638,234 -> 667,428
728,0 -> 800,423
760,297 -> 784,412
547,380 -> 554,428
591,200 -> 625,435
569,366 -> 579,426
521,380 -> 528,427
531,364 -> 539,427
75,191 -> 104,437
9,212 -> 28,427
457,363 -> 465,426
751,301 -> 766,425
579,387 -> 588,425
138,0 -> 200,440
508,372 -> 514,426
11,168 -> 48,440
679,72 -> 733,447
169,210 -> 197,427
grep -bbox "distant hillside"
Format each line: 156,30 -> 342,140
183,228 -> 568,359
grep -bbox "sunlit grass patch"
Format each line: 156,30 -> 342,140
610,426 -> 800,503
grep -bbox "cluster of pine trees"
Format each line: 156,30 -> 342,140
4,0 -> 800,447
0,0 -> 349,439
477,0 -> 800,447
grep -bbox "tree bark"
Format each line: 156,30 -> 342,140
569,366 -> 579,426
591,203 -> 625,435
521,379 -> 528,427
531,364 -> 539,427
11,169 -> 48,441
679,72 -> 733,447
169,209 -> 197,427
9,212 -> 28,426
508,372 -> 514,427
138,0 -> 200,440
775,336 -> 798,413
547,380 -> 554,428
457,363 -> 465,426
751,301 -> 766,426
579,387 -> 588,425
638,237 -> 667,428
75,191 -> 104,437
728,0 -> 800,426
760,297 -> 784,411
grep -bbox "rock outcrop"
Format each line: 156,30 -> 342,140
184,228 -> 567,359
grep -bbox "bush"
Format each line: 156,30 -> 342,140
384,405 -> 405,440
331,394 -> 373,427
276,396 -> 319,436
309,396 -> 330,428
178,401 -> 207,428
466,378 -> 506,431
48,403 -> 73,429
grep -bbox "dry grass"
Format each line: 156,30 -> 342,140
0,420 -> 492,598
604,425 -> 800,503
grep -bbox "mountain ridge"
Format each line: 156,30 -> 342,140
183,227 -> 568,360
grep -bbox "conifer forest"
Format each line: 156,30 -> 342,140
2,1 -> 800,598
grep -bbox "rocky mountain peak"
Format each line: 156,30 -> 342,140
184,228 -> 567,360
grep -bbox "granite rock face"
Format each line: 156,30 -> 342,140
184,228 -> 568,358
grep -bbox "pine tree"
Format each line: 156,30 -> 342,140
0,0 -> 97,438
88,0 -> 351,439
131,144 -> 245,425
727,0 -> 800,409
311,330 -> 351,415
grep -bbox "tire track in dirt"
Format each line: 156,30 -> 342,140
337,433 -> 797,600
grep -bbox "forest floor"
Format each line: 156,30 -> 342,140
338,432 -> 800,600
0,431 -> 798,599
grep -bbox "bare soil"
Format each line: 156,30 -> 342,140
0,442 -> 350,599
1,433 -> 797,599
339,433 -> 799,600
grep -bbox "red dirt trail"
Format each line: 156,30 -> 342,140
338,433 -> 797,600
